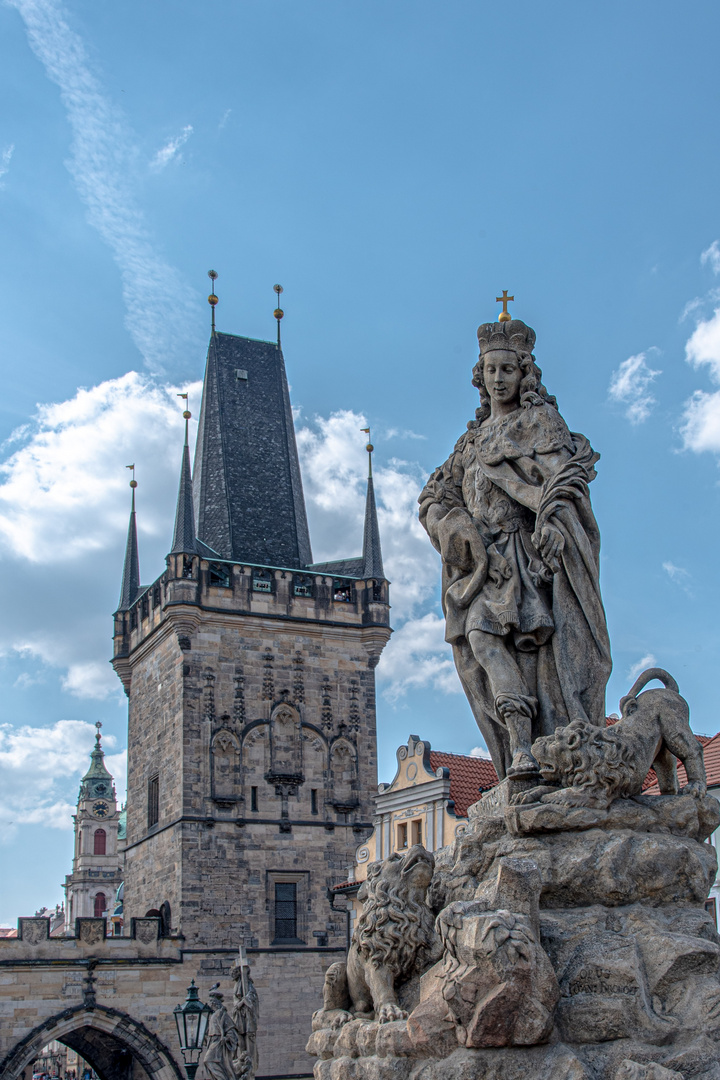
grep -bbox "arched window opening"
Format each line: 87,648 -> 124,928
94,892 -> 106,918
93,828 -> 106,855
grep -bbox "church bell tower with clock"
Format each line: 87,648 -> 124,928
63,722 -> 124,931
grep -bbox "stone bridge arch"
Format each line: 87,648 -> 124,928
0,1004 -> 183,1080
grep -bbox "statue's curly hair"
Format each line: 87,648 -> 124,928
354,857 -> 436,975
470,348 -> 557,425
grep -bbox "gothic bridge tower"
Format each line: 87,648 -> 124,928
111,299 -> 390,988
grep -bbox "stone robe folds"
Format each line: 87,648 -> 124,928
202,1004 -> 239,1080
419,401 -> 612,778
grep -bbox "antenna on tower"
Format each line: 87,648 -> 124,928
208,270 -> 219,333
273,284 -> 284,348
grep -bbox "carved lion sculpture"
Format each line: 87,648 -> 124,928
344,844 -> 440,1024
529,668 -> 706,809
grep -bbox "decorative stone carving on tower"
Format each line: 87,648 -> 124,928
307,306 -> 720,1080
63,723 -> 123,933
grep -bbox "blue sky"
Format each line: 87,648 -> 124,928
2,0 -> 720,922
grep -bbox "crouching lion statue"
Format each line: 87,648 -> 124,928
527,668 -> 706,809
318,844 -> 441,1026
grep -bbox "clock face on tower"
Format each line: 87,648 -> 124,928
92,801 -> 110,818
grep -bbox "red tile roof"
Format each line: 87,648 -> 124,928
429,750 -> 499,818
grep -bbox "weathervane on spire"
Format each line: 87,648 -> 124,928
208,270 -> 219,333
177,393 -> 191,446
495,290 -> 514,322
126,464 -> 137,508
273,284 -> 284,348
361,427 -> 373,478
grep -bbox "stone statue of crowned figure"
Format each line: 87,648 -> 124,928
307,304 -> 718,1080
418,316 -> 612,781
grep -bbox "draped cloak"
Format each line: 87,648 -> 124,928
419,401 -> 612,779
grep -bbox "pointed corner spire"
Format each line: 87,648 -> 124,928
361,429 -> 384,579
171,395 -> 197,555
118,467 -> 140,610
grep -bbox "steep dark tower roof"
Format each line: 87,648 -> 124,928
192,332 -> 312,567
118,487 -> 140,610
171,417 -> 197,555
361,474 -> 384,579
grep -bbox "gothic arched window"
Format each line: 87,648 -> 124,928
94,893 -> 106,918
93,829 -> 106,855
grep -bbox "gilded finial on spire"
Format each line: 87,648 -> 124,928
361,427 -> 373,478
95,720 -> 102,745
495,290 -> 514,322
273,284 -> 284,347
126,463 -> 137,508
208,270 -> 219,333
177,393 -> 191,446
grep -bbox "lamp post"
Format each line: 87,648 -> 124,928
173,980 -> 212,1080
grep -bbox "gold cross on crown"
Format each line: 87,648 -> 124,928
496,290 -> 514,322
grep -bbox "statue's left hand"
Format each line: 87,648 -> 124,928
535,523 -> 564,572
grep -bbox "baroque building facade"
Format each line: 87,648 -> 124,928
0,311 -> 390,1080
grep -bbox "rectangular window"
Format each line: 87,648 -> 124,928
274,882 -> 297,941
147,774 -> 159,828
397,822 -> 408,850
251,786 -> 258,812
311,789 -> 318,815
412,819 -> 423,846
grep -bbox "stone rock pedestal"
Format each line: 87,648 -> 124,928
307,792 -> 720,1080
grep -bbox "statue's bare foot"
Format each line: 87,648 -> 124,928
507,750 -> 540,780
376,1003 -> 408,1024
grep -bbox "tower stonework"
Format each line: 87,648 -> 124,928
111,327 -> 391,1068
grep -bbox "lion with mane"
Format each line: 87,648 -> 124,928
329,844 -> 440,1025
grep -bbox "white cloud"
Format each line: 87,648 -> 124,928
150,125 -> 193,172
0,720 -> 122,842
679,390 -> 720,453
0,143 -> 14,185
663,561 -> 690,583
0,372 -> 201,698
701,240 -> 720,275
218,108 -> 231,130
0,371 -> 202,563
377,614 -> 461,702
685,309 -> 720,383
628,653 -> 657,681
608,352 -> 662,424
469,746 -> 491,760
6,0 -> 202,373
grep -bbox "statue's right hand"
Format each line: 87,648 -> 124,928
436,508 -> 485,572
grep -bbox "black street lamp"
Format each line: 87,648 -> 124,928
173,980 -> 213,1080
